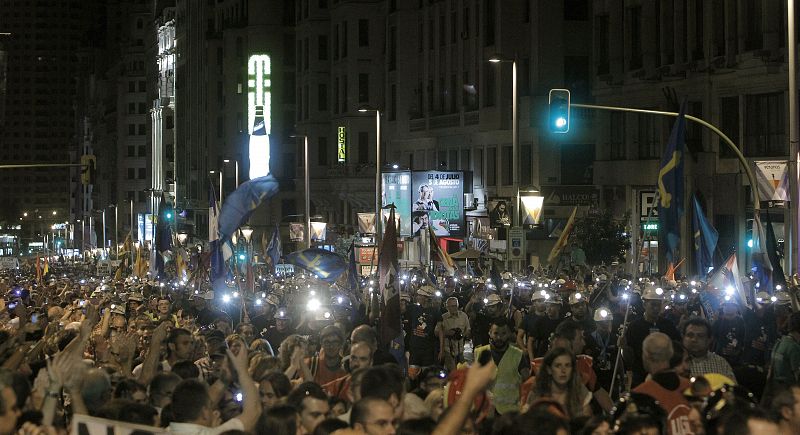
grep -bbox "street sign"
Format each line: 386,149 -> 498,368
508,226 -> 525,260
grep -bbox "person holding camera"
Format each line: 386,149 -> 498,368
435,297 -> 470,371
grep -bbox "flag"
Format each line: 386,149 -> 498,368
428,226 -> 456,275
153,192 -> 173,280
35,256 -> 42,284
765,211 -> 787,291
266,225 -> 282,270
547,207 -> 577,265
347,240 -> 358,293
692,194 -> 718,278
658,101 -> 687,265
217,175 -> 280,247
133,245 -> 148,278
284,248 -> 347,283
750,213 -> 773,294
708,253 -> 748,308
378,207 -> 405,366
209,183 -> 229,292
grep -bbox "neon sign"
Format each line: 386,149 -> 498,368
248,54 -> 272,178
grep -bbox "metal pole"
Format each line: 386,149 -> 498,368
219,170 -> 223,204
512,59 -> 519,272
235,161 -> 239,188
130,199 -> 134,241
102,210 -> 107,259
114,206 -> 118,260
375,110 -> 382,247
304,135 -> 311,249
789,0 -> 799,275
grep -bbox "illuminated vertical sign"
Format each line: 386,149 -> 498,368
337,126 -> 346,163
247,54 -> 272,178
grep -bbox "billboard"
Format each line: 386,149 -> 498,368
412,171 -> 465,237
382,171 -> 412,237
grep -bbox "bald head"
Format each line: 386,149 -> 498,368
351,325 -> 378,349
643,332 -> 673,375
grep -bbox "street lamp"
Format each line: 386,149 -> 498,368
177,231 -> 188,246
289,133 -> 312,249
488,54 -> 519,229
240,225 -> 254,243
109,204 -> 118,260
358,106 -> 382,246
223,159 -> 240,188
209,170 -> 222,202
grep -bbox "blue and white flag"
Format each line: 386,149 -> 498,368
266,224 -> 282,270
284,248 -> 347,283
692,194 -> 718,278
658,102 -> 687,265
217,174 -> 280,260
209,184 -> 229,292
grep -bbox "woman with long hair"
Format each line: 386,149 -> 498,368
528,347 -> 592,418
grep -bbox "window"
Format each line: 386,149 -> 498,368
318,84 -> 328,111
638,114 -> 660,159
318,35 -> 327,60
564,0 -> 589,20
609,112 -> 625,159
484,0 -> 495,46
127,146 -> 135,157
719,96 -> 739,158
283,72 -> 295,104
389,26 -> 396,71
128,102 -> 136,114
341,75 -> 348,113
137,18 -> 143,29
483,64 -> 495,107
128,124 -> 136,135
693,0 -> 704,59
303,38 -> 309,70
358,131 -> 369,164
138,145 -> 146,157
390,84 -> 396,121
127,168 -> 135,179
138,81 -> 146,92
342,21 -> 348,57
595,15 -> 609,75
745,92 -> 785,156
358,19 -> 369,47
487,147 -> 496,186
318,136 -> 328,166
235,37 -> 243,58
451,12 -> 456,43
439,15 -> 445,46
139,103 -> 147,114
284,34 -> 296,66
474,148 -> 483,186
333,77 -> 339,114
129,81 -> 136,92
744,0 -> 763,51
333,24 -> 339,59
138,124 -> 146,135
138,168 -> 146,179
501,146 -> 512,185
358,73 -> 369,103
319,0 -> 327,8
628,6 -> 642,70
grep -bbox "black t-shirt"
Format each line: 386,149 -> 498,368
742,308 -> 778,366
251,313 -> 274,336
625,316 -> 680,387
407,304 -> 441,349
263,326 -> 292,352
528,316 -> 563,358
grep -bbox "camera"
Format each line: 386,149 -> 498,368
450,328 -> 463,341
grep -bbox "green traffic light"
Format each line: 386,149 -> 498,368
548,89 -> 571,134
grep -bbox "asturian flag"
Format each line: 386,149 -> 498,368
658,101 -> 687,265
284,248 -> 347,283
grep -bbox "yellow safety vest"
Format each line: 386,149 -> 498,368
475,344 -> 523,415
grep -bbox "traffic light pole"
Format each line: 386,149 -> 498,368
570,103 -> 760,214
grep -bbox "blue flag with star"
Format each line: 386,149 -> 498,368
658,101 -> 687,265
284,248 -> 347,283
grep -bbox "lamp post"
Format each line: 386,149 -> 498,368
223,159 -> 240,188
358,107 -> 382,246
789,0 -> 799,274
209,170 -> 222,203
109,204 -> 118,260
489,55 -> 519,228
130,199 -> 135,243
289,134 -> 312,249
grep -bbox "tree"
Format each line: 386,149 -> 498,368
572,210 -> 630,266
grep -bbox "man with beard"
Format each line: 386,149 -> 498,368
517,290 -> 547,350
468,293 -> 505,347
474,317 -> 529,415
527,294 -> 563,360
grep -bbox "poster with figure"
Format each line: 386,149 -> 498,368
488,199 -> 512,228
381,171 -> 412,236
412,171 -> 465,237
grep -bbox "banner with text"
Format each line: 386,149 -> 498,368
754,161 -> 789,203
412,171 -> 465,237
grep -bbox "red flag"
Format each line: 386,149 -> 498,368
378,208 -> 402,352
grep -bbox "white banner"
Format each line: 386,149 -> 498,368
754,161 -> 789,202
72,414 -> 167,434
357,212 -> 376,234
310,221 -> 327,241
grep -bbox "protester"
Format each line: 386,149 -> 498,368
682,318 -> 737,382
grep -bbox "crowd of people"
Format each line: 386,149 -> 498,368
0,258 -> 799,435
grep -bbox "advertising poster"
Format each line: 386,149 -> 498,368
487,199 -> 512,228
754,161 -> 789,203
382,171 -> 412,236
412,171 -> 465,237
288,222 -> 305,242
